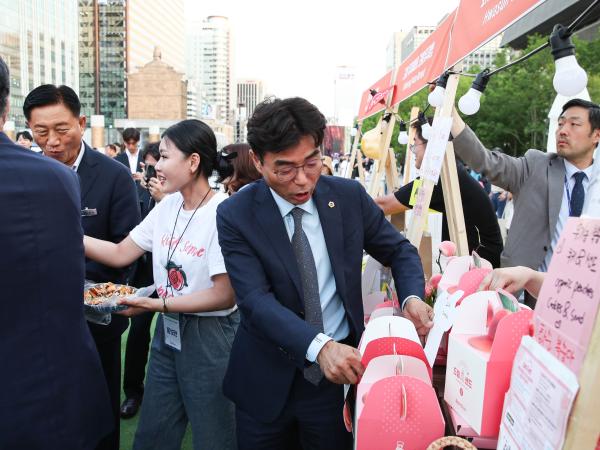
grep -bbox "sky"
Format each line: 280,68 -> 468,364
185,0 -> 458,119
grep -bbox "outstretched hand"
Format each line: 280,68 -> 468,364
117,296 -> 160,317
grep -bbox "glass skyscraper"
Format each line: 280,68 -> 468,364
0,0 -> 79,127
79,0 -> 127,127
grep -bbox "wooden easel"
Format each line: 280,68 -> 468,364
367,103 -> 399,198
344,121 -> 366,185
403,107 -> 421,186
405,72 -> 469,256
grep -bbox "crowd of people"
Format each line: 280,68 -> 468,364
2,49 -> 600,450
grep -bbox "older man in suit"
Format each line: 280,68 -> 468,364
450,100 -> 600,304
0,56 -> 113,450
24,85 -> 140,450
217,97 -> 432,450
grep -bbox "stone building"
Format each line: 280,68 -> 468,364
127,47 -> 187,120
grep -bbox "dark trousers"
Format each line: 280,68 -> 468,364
94,336 -> 122,450
123,311 -> 155,399
236,371 -> 352,450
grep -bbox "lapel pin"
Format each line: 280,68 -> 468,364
328,201 -> 335,208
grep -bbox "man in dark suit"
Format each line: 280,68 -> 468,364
24,85 -> 141,450
0,56 -> 113,450
217,97 -> 433,450
115,127 -> 143,179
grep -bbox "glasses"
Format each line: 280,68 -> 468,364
409,142 -> 426,154
272,155 -> 323,182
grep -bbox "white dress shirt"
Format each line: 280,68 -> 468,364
540,160 -> 593,272
125,149 -> 139,174
71,142 -> 86,172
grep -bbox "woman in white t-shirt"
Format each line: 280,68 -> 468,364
84,119 -> 238,450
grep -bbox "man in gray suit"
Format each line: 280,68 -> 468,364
450,99 -> 600,300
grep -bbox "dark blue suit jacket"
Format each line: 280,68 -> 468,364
0,133 -> 113,449
115,150 -> 142,174
78,143 -> 140,341
216,176 -> 424,422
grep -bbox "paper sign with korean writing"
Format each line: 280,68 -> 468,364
357,71 -> 394,121
447,0 -> 546,68
420,117 -> 453,183
391,10 -> 456,106
497,336 -> 578,450
534,217 -> 600,374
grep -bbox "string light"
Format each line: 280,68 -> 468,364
397,121 -> 409,145
458,70 -> 490,116
549,24 -> 588,96
428,71 -> 451,108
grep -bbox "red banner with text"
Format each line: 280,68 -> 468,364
357,0 -> 548,114
391,10 -> 456,106
357,70 -> 394,121
446,0 -> 545,70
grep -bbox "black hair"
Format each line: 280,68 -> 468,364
23,84 -> 81,120
122,127 -> 141,143
16,130 -> 33,141
0,56 -> 9,118
162,119 -> 228,179
141,141 -> 160,162
247,97 -> 326,160
411,116 -> 434,142
561,98 -> 600,131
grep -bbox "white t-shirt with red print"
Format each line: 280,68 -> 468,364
130,191 -> 236,317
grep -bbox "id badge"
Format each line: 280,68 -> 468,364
162,313 -> 181,351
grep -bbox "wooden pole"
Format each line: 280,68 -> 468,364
563,310 -> 600,450
344,121 -> 362,182
403,107 -> 420,186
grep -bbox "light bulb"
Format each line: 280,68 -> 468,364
457,70 -> 490,116
458,88 -> 483,116
549,24 -> 588,97
553,55 -> 588,96
421,123 -> 432,140
398,131 -> 409,145
428,86 -> 446,108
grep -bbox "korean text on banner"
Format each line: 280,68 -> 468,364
357,71 -> 394,121
534,217 -> 600,375
446,0 -> 546,68
391,10 -> 456,107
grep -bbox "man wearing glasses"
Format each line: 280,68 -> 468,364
375,117 -> 503,268
216,97 -> 431,450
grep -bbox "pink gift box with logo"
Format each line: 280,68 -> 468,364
444,291 -> 533,437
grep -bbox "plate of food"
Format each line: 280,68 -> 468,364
84,282 -> 137,314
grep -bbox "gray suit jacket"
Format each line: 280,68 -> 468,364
453,126 -> 566,269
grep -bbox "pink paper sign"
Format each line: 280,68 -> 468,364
534,217 -> 600,374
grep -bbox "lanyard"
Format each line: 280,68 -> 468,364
564,175 -> 572,216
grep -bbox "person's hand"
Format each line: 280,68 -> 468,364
479,267 -> 535,293
498,191 -> 507,201
147,177 -> 165,202
132,172 -> 144,182
316,340 -> 365,385
403,298 -> 434,344
117,296 -> 161,316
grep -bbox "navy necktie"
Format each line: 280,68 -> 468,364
291,207 -> 324,385
570,172 -> 586,217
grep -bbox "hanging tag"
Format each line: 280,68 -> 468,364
163,313 -> 181,351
